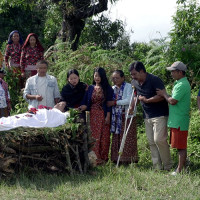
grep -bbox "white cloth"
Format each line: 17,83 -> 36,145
37,76 -> 47,106
0,108 -> 70,131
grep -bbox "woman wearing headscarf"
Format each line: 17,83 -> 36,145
20,33 -> 44,78
108,70 -> 138,164
4,30 -> 23,68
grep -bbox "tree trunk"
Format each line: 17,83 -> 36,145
58,0 -> 108,50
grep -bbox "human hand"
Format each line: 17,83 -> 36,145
105,115 -> 110,124
139,95 -> 148,103
107,101 -> 116,107
21,72 -> 25,78
35,95 -> 43,101
78,105 -> 87,111
156,88 -> 166,97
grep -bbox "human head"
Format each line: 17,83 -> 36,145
167,61 -> 186,74
67,69 -> 80,87
7,30 -> 23,45
36,60 -> 48,77
93,67 -> 109,87
129,61 -> 146,82
22,33 -> 44,51
167,61 -> 186,80
112,70 -> 125,87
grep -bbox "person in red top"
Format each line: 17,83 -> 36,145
4,30 -> 23,68
20,33 -> 44,78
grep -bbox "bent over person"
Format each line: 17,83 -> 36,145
129,61 -> 172,171
157,61 -> 191,175
23,60 -> 60,109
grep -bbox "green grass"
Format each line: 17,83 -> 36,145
0,161 -> 200,200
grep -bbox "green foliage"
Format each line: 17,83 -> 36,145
79,15 -> 126,49
46,42 -> 133,89
169,0 -> 200,82
43,4 -> 62,48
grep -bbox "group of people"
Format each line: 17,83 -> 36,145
0,30 -> 196,175
1,30 -> 44,88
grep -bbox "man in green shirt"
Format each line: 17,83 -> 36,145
157,61 -> 191,175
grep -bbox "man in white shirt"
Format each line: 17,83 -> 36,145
23,60 -> 60,109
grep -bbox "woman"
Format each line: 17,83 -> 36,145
0,69 -> 11,117
60,69 -> 87,111
4,30 -> 23,68
108,70 -> 138,164
20,33 -> 44,78
0,51 -> 3,68
80,67 -> 113,165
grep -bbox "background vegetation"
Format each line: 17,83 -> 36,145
0,0 -> 200,199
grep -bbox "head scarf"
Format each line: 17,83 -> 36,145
7,30 -> 23,45
22,33 -> 44,52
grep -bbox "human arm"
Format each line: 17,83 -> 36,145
26,94 -> 43,101
105,112 -> 111,124
156,88 -> 178,105
138,94 -> 165,104
20,48 -> 26,73
53,78 -> 61,100
4,45 -> 11,68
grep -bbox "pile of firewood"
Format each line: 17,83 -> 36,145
0,111 -> 94,176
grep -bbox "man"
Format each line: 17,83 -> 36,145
23,60 -> 60,109
157,61 -> 191,175
129,61 -> 172,171
197,89 -> 200,111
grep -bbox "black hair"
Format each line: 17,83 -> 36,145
67,69 -> 79,79
36,60 -> 48,67
113,70 -> 124,77
93,67 -> 110,99
129,61 -> 146,73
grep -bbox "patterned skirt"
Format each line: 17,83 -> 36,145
111,115 -> 138,164
90,107 -> 110,164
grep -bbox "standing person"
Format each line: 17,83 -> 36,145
197,88 -> 200,111
20,33 -> 44,78
23,60 -> 60,109
0,69 -> 11,117
0,51 -> 3,68
79,67 -> 113,165
129,61 -> 172,171
4,30 -> 23,69
107,70 -> 138,164
157,61 -> 191,175
59,69 -> 87,111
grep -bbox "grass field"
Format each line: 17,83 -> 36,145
0,160 -> 200,200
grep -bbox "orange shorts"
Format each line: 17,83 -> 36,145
170,128 -> 188,149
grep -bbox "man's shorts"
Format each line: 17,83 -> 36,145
170,127 -> 188,149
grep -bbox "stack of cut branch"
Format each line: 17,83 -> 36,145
0,112 -> 94,175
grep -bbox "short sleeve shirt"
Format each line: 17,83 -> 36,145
168,77 -> 191,131
198,88 -> 200,96
131,73 -> 169,119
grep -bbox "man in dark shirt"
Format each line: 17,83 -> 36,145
129,61 -> 172,171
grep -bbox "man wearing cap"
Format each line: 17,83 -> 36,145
0,69 -> 11,117
129,61 -> 172,171
157,61 -> 191,175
